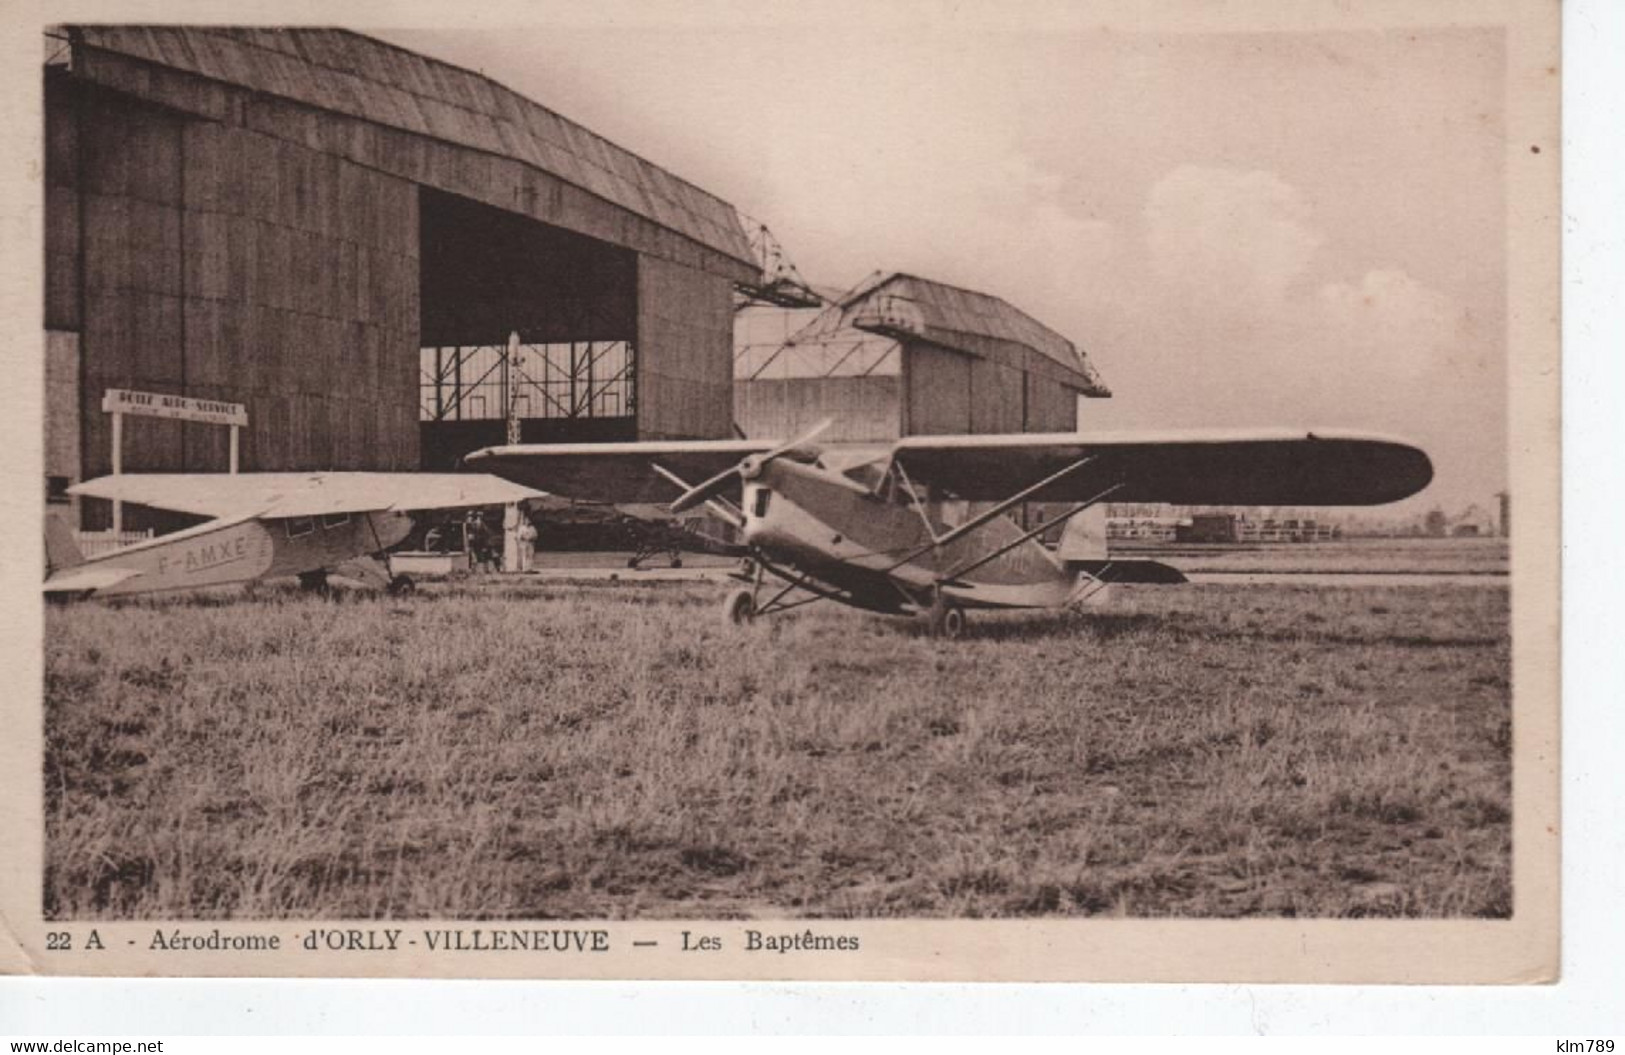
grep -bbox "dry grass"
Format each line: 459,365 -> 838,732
44,577 -> 1511,920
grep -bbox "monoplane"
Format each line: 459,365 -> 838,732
45,472 -> 542,599
465,424 -> 1432,636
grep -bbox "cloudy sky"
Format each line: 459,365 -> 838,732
381,10 -> 1508,516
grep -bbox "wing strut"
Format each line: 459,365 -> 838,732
931,455 -> 1100,550
939,482 -> 1123,584
650,462 -> 744,528
892,460 -> 941,545
733,552 -> 886,616
884,454 -> 1102,573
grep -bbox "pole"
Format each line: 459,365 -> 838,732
110,410 -> 123,534
506,330 -> 521,445
229,424 -> 239,474
502,502 -> 520,573
434,347 -> 444,420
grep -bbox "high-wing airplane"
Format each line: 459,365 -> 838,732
464,424 -> 1432,637
45,472 -> 543,600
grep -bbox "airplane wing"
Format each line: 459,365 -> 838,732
261,473 -> 546,518
889,429 -> 1432,506
68,473 -> 544,520
463,439 -> 774,505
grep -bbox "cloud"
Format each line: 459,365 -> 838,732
1129,166 -> 1469,391
852,150 -> 1119,321
1313,269 -> 1469,382
1144,165 -> 1323,313
961,154 -> 1119,320
1088,164 -> 1499,513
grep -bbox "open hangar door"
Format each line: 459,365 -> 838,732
418,188 -> 640,470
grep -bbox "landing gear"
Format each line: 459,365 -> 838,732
298,570 -> 330,595
723,587 -> 756,625
928,595 -> 967,639
628,546 -> 683,570
719,553 -> 845,626
386,574 -> 416,597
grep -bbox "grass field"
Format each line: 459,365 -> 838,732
1114,537 -> 1508,575
44,575 -> 1511,920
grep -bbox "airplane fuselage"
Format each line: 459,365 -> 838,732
741,458 -> 1086,613
65,510 -> 413,598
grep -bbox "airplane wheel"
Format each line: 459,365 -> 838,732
929,598 -> 967,639
723,588 -> 756,625
671,555 -> 683,569
298,570 -> 330,595
387,575 -> 416,597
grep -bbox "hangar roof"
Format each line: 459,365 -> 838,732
737,272 -> 1109,394
64,25 -> 754,267
843,273 -> 1109,395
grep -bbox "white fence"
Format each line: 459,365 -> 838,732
74,529 -> 153,558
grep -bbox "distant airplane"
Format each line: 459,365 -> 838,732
466,423 -> 1432,637
45,472 -> 542,599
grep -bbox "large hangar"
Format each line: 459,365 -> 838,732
43,26 -> 759,527
735,272 -> 1111,443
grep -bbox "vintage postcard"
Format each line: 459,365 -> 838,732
0,0 -> 1559,982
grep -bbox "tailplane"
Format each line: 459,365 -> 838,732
1069,559 -> 1188,585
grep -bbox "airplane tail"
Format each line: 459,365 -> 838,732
45,514 -> 85,574
1058,505 -> 1186,585
1057,505 -> 1109,562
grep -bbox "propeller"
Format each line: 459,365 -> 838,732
668,418 -> 832,515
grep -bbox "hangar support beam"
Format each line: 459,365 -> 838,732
732,214 -> 822,311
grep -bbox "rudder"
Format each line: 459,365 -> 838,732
45,514 -> 84,573
1057,504 -> 1109,562
1059,505 -> 1186,585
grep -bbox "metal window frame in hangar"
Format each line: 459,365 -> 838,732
43,25 -> 762,529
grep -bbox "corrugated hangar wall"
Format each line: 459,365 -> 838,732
637,255 -> 736,440
903,333 -> 1083,436
733,273 -> 1102,444
737,338 -> 1084,441
735,377 -> 901,444
47,75 -> 421,495
738,340 -> 1081,442
45,29 -> 754,525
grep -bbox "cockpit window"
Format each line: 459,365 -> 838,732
840,461 -> 887,493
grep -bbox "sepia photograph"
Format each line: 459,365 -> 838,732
4,0 -> 1559,982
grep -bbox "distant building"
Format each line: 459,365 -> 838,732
1107,516 -> 1185,542
735,272 -> 1109,442
1177,512 -> 1240,543
1236,516 -> 1338,543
